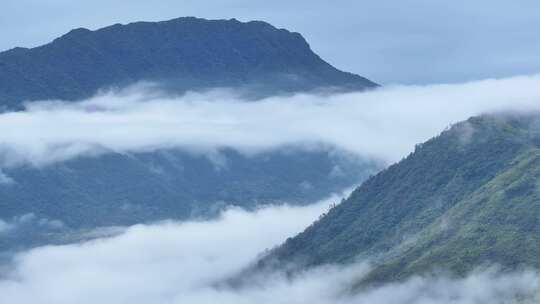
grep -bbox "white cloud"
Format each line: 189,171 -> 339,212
0,194 -> 334,303
348,268 -> 540,304
1,75 -> 540,303
0,220 -> 14,234
0,169 -> 14,184
0,194 -> 538,304
1,74 -> 540,168
0,213 -> 65,234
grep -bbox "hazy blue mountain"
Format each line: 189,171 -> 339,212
0,148 -> 378,253
0,17 -> 376,110
261,113 -> 540,284
0,17 -> 379,253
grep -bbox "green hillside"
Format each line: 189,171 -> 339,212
263,113 -> 540,284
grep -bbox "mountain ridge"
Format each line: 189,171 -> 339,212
0,17 -> 380,254
0,17 -> 377,110
258,112 -> 540,285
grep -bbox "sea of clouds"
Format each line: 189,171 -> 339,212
1,74 -> 540,302
0,74 -> 540,168
0,196 -> 538,304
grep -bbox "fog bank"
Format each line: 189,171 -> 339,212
1,74 -> 539,168
0,197 -> 538,304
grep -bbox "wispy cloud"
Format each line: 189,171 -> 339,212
0,194 -> 333,303
0,213 -> 64,234
0,194 -> 538,303
1,74 -> 540,168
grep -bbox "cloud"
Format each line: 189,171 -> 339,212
0,194 -> 538,304
0,220 -> 13,234
0,194 -> 334,303
0,169 -> 14,185
1,74 -> 540,168
0,213 -> 65,234
355,269 -> 540,304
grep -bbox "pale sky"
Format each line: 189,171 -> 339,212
1,0 -> 540,84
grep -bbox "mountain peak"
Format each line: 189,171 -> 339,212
0,17 -> 376,109
55,27 -> 92,41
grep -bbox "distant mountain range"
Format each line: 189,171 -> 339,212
0,17 -> 377,110
261,113 -> 540,284
0,17 -> 379,253
0,148 -> 377,253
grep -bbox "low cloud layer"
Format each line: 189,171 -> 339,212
0,197 -> 538,304
1,74 -> 540,168
0,196 -> 331,303
0,213 -> 64,235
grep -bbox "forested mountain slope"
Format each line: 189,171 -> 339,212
263,113 -> 540,283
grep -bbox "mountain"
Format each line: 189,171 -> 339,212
0,17 -> 380,253
0,17 -> 377,110
0,147 -> 378,253
0,148 -> 374,228
261,113 -> 540,284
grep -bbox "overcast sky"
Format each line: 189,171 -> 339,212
2,0 -> 540,85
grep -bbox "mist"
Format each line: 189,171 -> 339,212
1,74 -> 540,168
1,75 -> 540,303
0,198 -> 538,304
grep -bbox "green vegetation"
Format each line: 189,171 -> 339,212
264,113 -> 540,284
